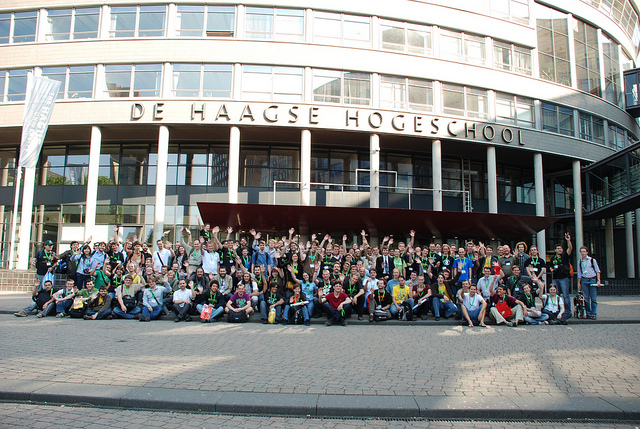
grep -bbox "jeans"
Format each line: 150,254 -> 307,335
390,298 -> 415,318
20,302 -> 38,316
323,302 -> 350,322
55,300 -> 73,315
85,308 -> 112,319
542,308 -> 571,323
142,305 -> 164,320
259,301 -> 282,322
346,296 -> 364,317
524,312 -> 550,325
39,302 -> 55,317
196,303 -> 225,321
432,297 -> 457,318
413,298 -> 431,317
283,304 -> 309,323
75,272 -> 92,289
554,277 -> 571,314
581,278 -> 598,317
173,302 -> 191,320
113,306 -> 141,319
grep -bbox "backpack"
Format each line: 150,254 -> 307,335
374,309 -> 388,321
69,298 -> 87,318
228,309 -> 247,323
401,301 -> 413,321
292,307 -> 304,325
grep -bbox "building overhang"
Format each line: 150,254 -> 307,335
197,202 -> 559,240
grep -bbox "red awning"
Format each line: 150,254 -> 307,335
196,202 -> 558,241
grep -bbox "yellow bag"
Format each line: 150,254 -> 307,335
268,308 -> 276,324
72,298 -> 85,310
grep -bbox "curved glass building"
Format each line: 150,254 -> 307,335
1,0 -> 639,277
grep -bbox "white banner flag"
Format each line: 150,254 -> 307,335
18,75 -> 61,168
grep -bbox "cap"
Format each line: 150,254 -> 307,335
44,240 -> 54,246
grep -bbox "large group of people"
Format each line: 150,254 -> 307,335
16,217 -> 602,327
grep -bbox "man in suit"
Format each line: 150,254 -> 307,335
375,246 -> 395,281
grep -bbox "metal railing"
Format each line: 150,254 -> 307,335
272,180 -> 471,211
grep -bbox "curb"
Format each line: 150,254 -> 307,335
1,381 -> 639,420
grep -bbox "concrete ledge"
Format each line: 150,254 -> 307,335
415,396 -> 521,419
316,394 -> 419,418
29,382 -> 126,408
603,398 -> 640,420
0,380 -> 54,402
121,387 -> 222,412
516,397 -> 624,420
216,392 -> 318,415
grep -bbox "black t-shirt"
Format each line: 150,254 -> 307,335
35,288 -> 53,309
373,289 -> 392,307
344,281 -> 362,297
265,292 -> 283,306
524,257 -> 546,277
550,252 -> 571,279
440,255 -> 454,272
35,250 -> 56,275
200,229 -> 212,242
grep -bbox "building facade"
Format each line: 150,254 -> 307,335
0,0 -> 639,277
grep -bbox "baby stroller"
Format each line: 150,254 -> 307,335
574,292 -> 586,319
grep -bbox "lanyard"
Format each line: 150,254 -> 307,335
377,290 -> 385,302
525,293 -> 533,306
309,251 -> 317,261
531,257 -> 539,266
242,256 -> 250,267
269,293 -> 276,303
469,295 -> 476,307
208,292 -> 218,305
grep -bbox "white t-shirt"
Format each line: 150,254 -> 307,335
462,292 -> 485,312
173,288 -> 192,304
542,294 -> 562,312
153,248 -> 172,272
202,250 -> 220,275
477,275 -> 496,300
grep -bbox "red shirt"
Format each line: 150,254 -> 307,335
325,292 -> 348,310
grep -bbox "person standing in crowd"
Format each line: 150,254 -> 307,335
31,240 -> 57,285
549,233 -> 573,315
577,246 -> 601,320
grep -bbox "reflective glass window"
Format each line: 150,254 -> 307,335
13,11 -> 37,43
7,68 -> 30,101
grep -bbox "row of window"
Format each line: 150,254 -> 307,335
1,4 -> 634,107
0,63 -> 634,148
580,0 -> 640,53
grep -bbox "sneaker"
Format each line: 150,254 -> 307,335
357,315 -> 364,321
174,317 -> 180,322
56,313 -> 65,318
340,319 -> 348,326
139,316 -> 148,322
262,319 -> 268,324
37,313 -> 44,318
133,314 -> 141,320
14,311 -> 26,317
435,317 -> 440,321
506,321 -> 514,327
83,315 -> 91,320
325,320 -> 333,326
304,321 -> 310,326
184,315 -> 192,322
106,315 -> 113,320
368,315 -> 374,322
421,314 -> 427,320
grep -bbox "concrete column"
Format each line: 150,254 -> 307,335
153,126 -> 169,245
370,134 -> 380,209
84,126 -> 101,240
636,208 -> 640,275
487,146 -> 498,214
605,218 -> 615,278
625,211 -> 635,278
534,152 -> 546,257
17,167 -> 36,270
573,160 -> 584,250
301,129 -> 311,206
432,139 -> 442,211
228,126 -> 240,203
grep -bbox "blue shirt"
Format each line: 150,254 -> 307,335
454,257 -> 474,281
300,281 -> 317,300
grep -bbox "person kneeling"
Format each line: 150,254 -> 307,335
84,286 -> 112,320
321,282 -> 351,326
225,283 -> 253,323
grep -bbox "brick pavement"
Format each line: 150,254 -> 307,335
0,308 -> 639,420
0,403 -> 638,429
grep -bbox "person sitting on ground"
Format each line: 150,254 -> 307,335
84,286 -> 112,320
343,272 -> 365,320
260,282 -> 284,324
225,283 -> 254,321
368,279 -> 392,322
489,284 -> 526,327
139,276 -> 168,322
189,267 -> 210,290
15,279 -> 54,318
53,278 -> 77,318
521,282 -> 549,325
412,275 -> 432,320
113,274 -> 142,319
75,279 -> 98,303
196,280 -> 225,322
321,281 -> 351,326
282,283 -> 310,326
294,270 -> 318,319
459,284 -> 487,327
391,276 -> 414,319
172,278 -> 193,322
430,273 -> 458,321
541,283 -> 571,325
212,266 -> 234,303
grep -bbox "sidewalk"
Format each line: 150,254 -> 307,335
1,292 -> 640,421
